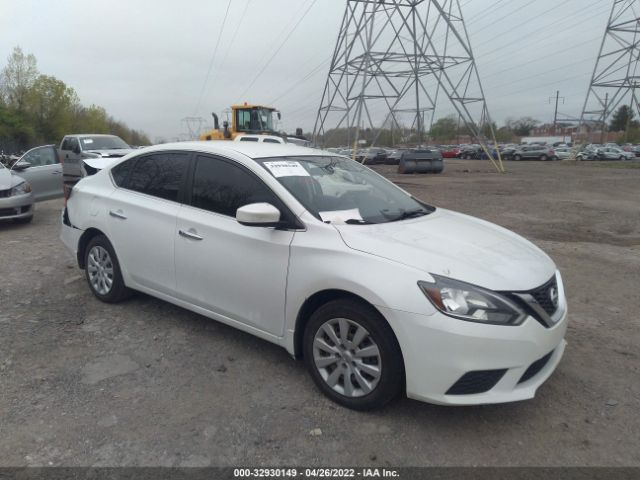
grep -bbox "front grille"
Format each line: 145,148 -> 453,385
529,276 -> 559,316
519,350 -> 554,384
0,189 -> 10,198
446,369 -> 507,395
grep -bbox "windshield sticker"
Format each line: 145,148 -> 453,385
263,161 -> 310,178
319,208 -> 363,225
82,139 -> 94,144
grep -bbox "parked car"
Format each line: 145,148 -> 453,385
575,148 -> 600,161
440,146 -> 460,158
499,146 -> 518,160
512,145 -> 558,161
59,134 -> 134,190
0,145 -> 65,224
459,145 -> 499,160
554,147 -> 573,160
61,142 -> 568,410
385,149 -> 406,165
597,147 -> 634,160
0,160 -> 34,223
234,134 -> 285,144
357,148 -> 388,165
10,145 -> 64,201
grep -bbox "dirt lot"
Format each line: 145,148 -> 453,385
0,159 -> 638,467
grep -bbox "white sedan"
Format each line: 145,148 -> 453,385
61,142 -> 568,410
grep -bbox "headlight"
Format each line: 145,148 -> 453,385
10,181 -> 32,196
418,274 -> 526,326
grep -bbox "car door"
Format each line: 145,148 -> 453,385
15,146 -> 63,201
61,137 -> 83,181
106,151 -> 190,295
174,154 -> 295,336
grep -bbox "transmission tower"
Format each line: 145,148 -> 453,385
313,0 -> 503,172
181,116 -> 206,140
580,0 -> 640,142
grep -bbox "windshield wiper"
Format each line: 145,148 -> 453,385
389,208 -> 429,222
345,218 -> 374,225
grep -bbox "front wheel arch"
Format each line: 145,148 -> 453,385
293,290 -> 401,362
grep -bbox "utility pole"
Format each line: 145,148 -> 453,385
549,91 -> 565,135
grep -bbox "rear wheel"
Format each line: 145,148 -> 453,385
84,235 -> 132,303
514,154 -> 522,161
540,155 -> 548,161
303,299 -> 404,410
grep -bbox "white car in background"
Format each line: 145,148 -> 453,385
61,142 -> 568,410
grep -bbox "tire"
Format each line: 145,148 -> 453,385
540,155 -> 548,161
303,299 -> 404,411
619,156 -> 625,160
13,215 -> 33,224
84,234 -> 132,303
464,154 -> 471,160
514,154 -> 522,161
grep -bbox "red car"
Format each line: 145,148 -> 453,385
440,146 -> 460,158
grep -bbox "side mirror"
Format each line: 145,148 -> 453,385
73,145 -> 81,155
236,203 -> 281,227
277,111 -> 281,120
12,161 -> 30,171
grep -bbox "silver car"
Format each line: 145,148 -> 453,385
0,160 -> 35,223
0,145 -> 64,224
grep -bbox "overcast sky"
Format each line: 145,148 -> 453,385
0,0 -> 611,141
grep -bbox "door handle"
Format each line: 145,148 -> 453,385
179,229 -> 203,241
52,171 -> 62,175
109,210 -> 127,220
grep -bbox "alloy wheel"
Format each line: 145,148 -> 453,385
312,318 -> 382,398
87,245 -> 114,295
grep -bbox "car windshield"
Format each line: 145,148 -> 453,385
80,136 -> 130,150
257,156 -> 434,224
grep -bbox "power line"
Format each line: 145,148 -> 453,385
475,0 -> 607,58
193,0 -> 233,115
237,0 -> 319,102
268,57 -> 331,105
216,0 -> 253,79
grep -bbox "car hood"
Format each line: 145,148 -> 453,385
0,168 -> 24,190
85,149 -> 134,157
334,208 -> 556,291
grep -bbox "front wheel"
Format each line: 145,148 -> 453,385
540,155 -> 548,161
514,154 -> 522,161
84,235 -> 132,303
303,300 -> 404,410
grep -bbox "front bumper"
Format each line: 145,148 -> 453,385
379,304 -> 568,406
0,192 -> 34,220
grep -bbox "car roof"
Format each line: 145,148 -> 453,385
66,134 -> 121,138
134,141 -> 329,160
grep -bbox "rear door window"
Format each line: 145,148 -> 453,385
125,152 -> 190,202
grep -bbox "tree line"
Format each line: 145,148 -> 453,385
0,46 -> 150,154
317,107 -> 640,148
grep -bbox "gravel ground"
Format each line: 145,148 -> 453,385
0,159 -> 638,467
